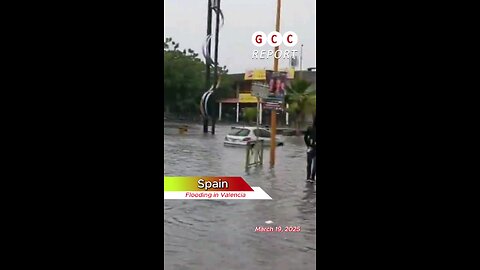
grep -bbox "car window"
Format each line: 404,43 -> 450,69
253,129 -> 261,137
232,129 -> 250,136
260,129 -> 271,138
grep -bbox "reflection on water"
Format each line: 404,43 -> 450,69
164,123 -> 316,270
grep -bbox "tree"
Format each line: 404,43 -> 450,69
243,107 -> 257,125
164,38 -> 204,115
164,38 -> 233,118
285,79 -> 316,135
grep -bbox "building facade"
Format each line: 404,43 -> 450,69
217,70 -> 316,126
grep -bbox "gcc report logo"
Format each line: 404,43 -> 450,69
252,31 -> 298,47
251,31 -> 299,59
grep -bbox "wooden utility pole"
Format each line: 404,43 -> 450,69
270,0 -> 281,168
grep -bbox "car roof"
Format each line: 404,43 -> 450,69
231,126 -> 269,131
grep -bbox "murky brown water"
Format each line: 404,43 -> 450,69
164,122 -> 316,270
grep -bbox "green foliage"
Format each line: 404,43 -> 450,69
164,37 -> 234,116
243,107 -> 257,123
285,79 -> 316,134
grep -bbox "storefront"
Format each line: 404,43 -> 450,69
217,94 -> 263,123
217,68 -> 315,125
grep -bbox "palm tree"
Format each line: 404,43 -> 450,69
285,79 -> 316,135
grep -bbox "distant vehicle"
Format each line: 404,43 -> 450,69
224,127 -> 284,147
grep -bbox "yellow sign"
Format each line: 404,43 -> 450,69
244,69 -> 266,80
245,68 -> 294,80
284,67 -> 295,79
239,93 -> 258,103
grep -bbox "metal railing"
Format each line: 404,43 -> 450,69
245,140 -> 264,170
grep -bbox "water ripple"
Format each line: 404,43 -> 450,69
164,123 -> 316,270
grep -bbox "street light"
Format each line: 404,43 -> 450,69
300,44 -> 304,71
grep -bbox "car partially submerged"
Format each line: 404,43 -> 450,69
223,127 -> 284,147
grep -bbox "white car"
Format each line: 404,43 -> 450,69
223,127 -> 284,147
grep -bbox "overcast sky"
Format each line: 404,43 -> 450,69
164,0 -> 316,74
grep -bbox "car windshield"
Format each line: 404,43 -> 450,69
231,129 -> 250,137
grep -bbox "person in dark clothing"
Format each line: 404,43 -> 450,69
304,117 -> 316,182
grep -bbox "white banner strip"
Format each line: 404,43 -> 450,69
164,187 -> 272,200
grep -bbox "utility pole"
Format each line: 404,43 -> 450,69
270,0 -> 281,168
211,0 -> 221,135
204,0 -> 213,133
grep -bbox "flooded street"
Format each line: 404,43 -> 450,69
164,122 -> 316,270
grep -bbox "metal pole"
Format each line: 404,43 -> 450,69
259,102 -> 263,125
211,0 -> 221,135
236,102 -> 239,123
260,140 -> 264,165
270,0 -> 281,168
256,97 -> 260,128
204,0 -> 213,133
286,103 -> 289,125
218,102 -> 222,121
300,44 -> 304,71
213,1 -> 220,86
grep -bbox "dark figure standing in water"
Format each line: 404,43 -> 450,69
304,117 -> 316,182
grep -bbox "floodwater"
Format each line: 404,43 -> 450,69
164,122 -> 316,270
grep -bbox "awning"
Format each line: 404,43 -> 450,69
217,98 -> 265,104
